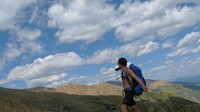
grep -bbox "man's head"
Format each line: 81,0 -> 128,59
117,57 -> 127,70
115,58 -> 131,71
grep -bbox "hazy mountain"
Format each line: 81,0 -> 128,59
28,80 -> 200,103
106,79 -> 157,87
28,86 -> 57,93
173,75 -> 200,82
1,86 -> 200,112
28,79 -> 157,96
55,82 -> 122,96
107,80 -> 200,103
1,80 -> 199,112
106,80 -> 122,86
174,82 -> 200,90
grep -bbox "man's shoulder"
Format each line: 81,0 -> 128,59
127,68 -> 133,74
127,68 -> 132,71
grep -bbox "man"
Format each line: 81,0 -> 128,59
116,57 -> 148,112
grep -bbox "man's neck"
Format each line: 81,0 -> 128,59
121,66 -> 127,71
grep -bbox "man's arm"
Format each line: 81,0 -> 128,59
128,69 -> 148,92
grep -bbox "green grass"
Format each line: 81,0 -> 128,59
0,87 -> 200,112
156,84 -> 200,103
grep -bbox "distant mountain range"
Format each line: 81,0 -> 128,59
106,80 -> 200,103
106,79 -> 157,87
28,79 -> 200,103
173,75 -> 200,82
56,82 -> 122,96
0,80 -> 200,112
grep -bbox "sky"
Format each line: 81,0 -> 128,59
0,0 -> 200,89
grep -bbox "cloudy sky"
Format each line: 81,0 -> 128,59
0,0 -> 200,88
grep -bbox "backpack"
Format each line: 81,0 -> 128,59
125,64 -> 146,96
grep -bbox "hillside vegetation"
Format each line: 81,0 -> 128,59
148,81 -> 200,103
0,81 -> 200,112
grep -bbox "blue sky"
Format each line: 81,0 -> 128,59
0,0 -> 200,88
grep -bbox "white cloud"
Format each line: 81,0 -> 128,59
47,67 -> 117,87
1,0 -> 200,88
16,28 -> 43,53
3,43 -> 22,60
46,76 -> 88,87
88,38 -> 159,64
162,39 -> 175,49
0,28 -> 42,71
47,0 -> 115,43
167,47 -> 190,57
137,41 -> 159,56
100,68 -> 115,76
28,6 -> 39,24
88,48 -> 120,64
145,57 -> 200,81
0,52 -> 84,87
90,67 -> 117,84
46,0 -> 200,44
177,32 -> 200,48
0,0 -> 36,30
113,0 -> 200,42
28,73 -> 67,87
167,32 -> 200,57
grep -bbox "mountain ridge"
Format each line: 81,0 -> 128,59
0,84 -> 200,112
26,80 -> 200,104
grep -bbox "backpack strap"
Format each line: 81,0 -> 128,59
124,68 -> 132,87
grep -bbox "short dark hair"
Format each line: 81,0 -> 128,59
118,57 -> 127,67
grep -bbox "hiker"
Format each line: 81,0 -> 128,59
116,57 -> 148,112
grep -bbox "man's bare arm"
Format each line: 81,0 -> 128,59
128,69 -> 148,92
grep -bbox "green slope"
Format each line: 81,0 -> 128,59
175,82 -> 200,90
0,87 -> 200,112
149,81 -> 200,103
108,80 -> 200,103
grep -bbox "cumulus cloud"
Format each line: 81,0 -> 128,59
47,0 -> 116,43
88,38 -> 159,64
0,28 -> 42,70
162,39 -> 175,49
114,0 -> 200,42
28,73 -> 67,87
46,56 -> 200,87
89,67 -> 117,84
177,32 -> 200,48
46,67 -> 117,87
1,0 -> 200,88
0,0 -> 36,30
16,28 -> 43,53
46,75 -> 88,87
167,32 -> 200,57
145,57 -> 200,81
0,52 -> 84,87
137,41 -> 159,56
45,0 -> 200,44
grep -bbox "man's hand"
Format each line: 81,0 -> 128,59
128,69 -> 148,92
142,86 -> 148,92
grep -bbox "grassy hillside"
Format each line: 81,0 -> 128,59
175,82 -> 200,90
107,80 -> 200,103
0,87 -> 200,112
149,81 -> 200,103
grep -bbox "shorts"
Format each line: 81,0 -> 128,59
122,90 -> 136,106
